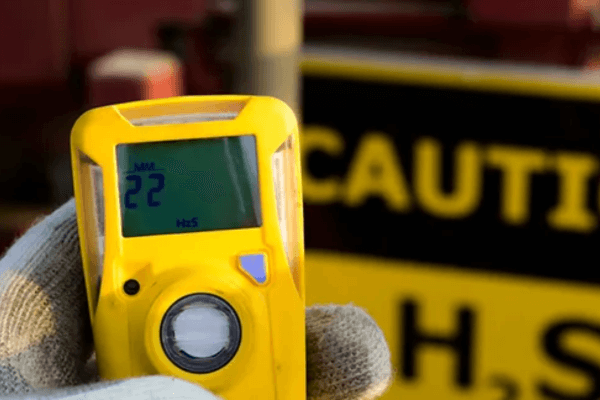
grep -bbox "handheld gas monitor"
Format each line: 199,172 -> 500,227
70,96 -> 305,400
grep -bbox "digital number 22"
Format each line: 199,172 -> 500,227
125,173 -> 164,209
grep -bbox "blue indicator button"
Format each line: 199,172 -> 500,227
239,254 -> 267,284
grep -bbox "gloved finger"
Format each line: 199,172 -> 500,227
306,304 -> 393,400
0,199 -> 93,394
0,376 -> 221,400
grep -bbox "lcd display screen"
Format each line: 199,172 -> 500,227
117,136 -> 261,237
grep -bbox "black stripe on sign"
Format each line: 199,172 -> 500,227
302,75 -> 600,284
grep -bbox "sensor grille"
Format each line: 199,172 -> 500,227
130,112 -> 238,126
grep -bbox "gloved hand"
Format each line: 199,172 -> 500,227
0,199 -> 392,400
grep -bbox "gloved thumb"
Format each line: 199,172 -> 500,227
0,376 -> 221,400
0,199 -> 92,393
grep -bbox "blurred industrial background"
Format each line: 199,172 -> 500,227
5,0 -> 600,399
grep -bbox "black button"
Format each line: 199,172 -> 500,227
124,279 -> 140,295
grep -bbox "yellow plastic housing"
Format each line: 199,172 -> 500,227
70,96 -> 305,400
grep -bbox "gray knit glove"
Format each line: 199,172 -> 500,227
0,199 -> 392,400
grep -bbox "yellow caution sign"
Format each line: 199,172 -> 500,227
301,46 -> 600,400
307,252 -> 600,400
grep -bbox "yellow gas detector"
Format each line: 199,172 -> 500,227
70,96 -> 305,400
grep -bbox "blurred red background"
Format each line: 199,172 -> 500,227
3,0 -> 600,249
